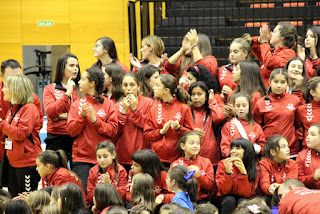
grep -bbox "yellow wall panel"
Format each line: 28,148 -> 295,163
0,0 -> 22,43
0,44 -> 23,68
71,43 -> 97,71
21,0 -> 70,44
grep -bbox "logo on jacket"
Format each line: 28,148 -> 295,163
230,121 -> 236,136
220,68 -> 227,80
13,114 -> 20,122
249,132 -> 256,140
178,160 -> 184,165
306,103 -> 313,122
265,100 -> 272,111
54,89 -> 63,100
155,185 -> 161,193
78,98 -> 86,115
156,104 -> 163,124
119,102 -> 123,113
174,112 -> 182,121
96,109 -> 106,118
286,103 -> 295,111
305,149 -> 312,167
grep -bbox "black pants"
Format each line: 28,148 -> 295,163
45,133 -> 74,162
7,164 -> 40,197
219,195 -> 248,214
72,162 -> 95,194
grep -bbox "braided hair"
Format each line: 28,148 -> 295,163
265,68 -> 288,100
86,67 -> 105,104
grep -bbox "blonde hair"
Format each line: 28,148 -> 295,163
5,75 -> 34,104
142,35 -> 165,57
42,205 -> 60,214
28,190 -> 50,214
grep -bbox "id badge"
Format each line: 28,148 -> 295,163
5,138 -> 12,150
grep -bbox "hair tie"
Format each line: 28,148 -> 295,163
184,170 -> 196,181
247,204 -> 260,213
193,65 -> 199,73
56,151 -> 61,158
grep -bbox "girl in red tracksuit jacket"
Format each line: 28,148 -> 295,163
221,93 -> 266,158
218,36 -> 252,98
296,123 -> 320,189
43,53 -> 81,161
216,138 -> 259,214
296,77 -> 320,149
171,131 -> 215,202
114,72 -> 154,171
164,29 -> 217,78
102,64 -> 125,103
188,81 -> 224,166
249,22 -> 297,88
259,135 -> 298,205
253,69 -> 303,157
126,149 -> 175,204
0,75 -> 42,197
144,74 -> 194,165
87,141 -> 127,204
67,67 -> 118,191
36,150 -> 87,203
297,26 -> 320,79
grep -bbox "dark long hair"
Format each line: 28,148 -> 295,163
189,81 -> 210,124
229,138 -> 257,182
94,184 -> 124,211
59,183 -> 86,214
305,26 -> 320,59
86,67 -> 105,104
103,64 -> 125,102
54,53 -> 81,85
284,57 -> 307,92
92,37 -> 118,68
234,61 -> 266,97
168,165 -> 198,202
159,74 -> 190,104
187,65 -> 220,92
136,65 -> 160,97
131,149 -> 166,180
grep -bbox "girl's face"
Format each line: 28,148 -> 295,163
165,174 -> 174,192
270,74 -> 287,95
153,78 -> 167,98
79,71 -> 94,93
96,148 -> 115,170
272,138 -> 290,163
191,86 -> 206,108
306,126 -> 320,151
230,146 -> 245,160
140,42 -> 152,60
131,161 -> 143,176
63,57 -> 79,81
36,158 -> 51,178
2,84 -> 11,102
180,135 -> 201,158
229,42 -> 247,65
147,71 -> 160,90
305,29 -> 317,49
93,40 -> 105,58
234,96 -> 249,120
232,64 -> 241,83
186,72 -> 197,86
310,82 -> 320,101
102,67 -> 112,89
287,60 -> 303,78
122,76 -> 139,96
270,25 -> 284,47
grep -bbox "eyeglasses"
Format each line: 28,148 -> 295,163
94,44 -> 103,49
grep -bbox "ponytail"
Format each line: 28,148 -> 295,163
304,77 -> 320,103
264,86 -> 272,101
159,74 -> 190,104
37,150 -> 69,170
168,165 -> 198,202
86,67 -> 105,104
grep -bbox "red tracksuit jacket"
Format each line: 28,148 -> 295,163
305,57 -> 320,79
259,158 -> 298,195
217,64 -> 237,91
278,187 -> 320,214
0,103 -> 42,168
296,100 -> 320,149
191,97 -> 225,166
0,82 -> 44,125
171,156 -> 215,200
164,56 -> 218,77
126,170 -> 174,203
43,83 -> 80,135
114,94 -> 154,165
296,149 -> 320,189
216,159 -> 259,198
87,163 -> 127,203
253,92 -> 302,155
251,36 -> 296,88
67,95 -> 118,163
220,118 -> 266,158
144,97 -> 194,163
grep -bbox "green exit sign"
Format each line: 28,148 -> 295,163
37,20 -> 54,27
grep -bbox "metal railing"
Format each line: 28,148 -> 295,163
128,0 -> 320,65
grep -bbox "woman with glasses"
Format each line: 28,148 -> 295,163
92,37 -> 130,73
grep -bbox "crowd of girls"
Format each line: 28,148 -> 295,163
2,23 -> 320,213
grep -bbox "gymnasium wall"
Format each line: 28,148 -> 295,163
0,0 -> 131,72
